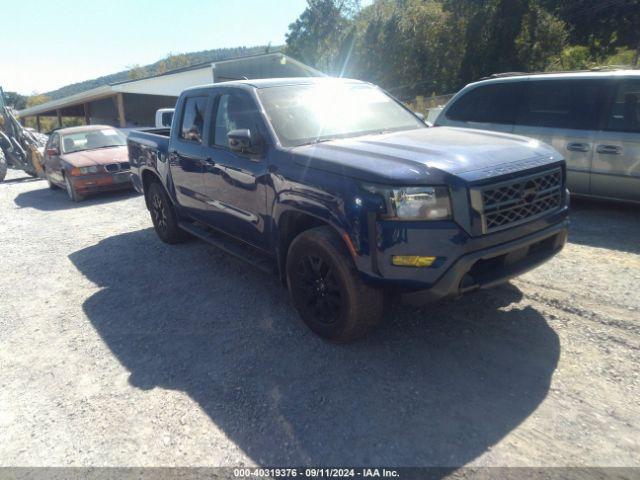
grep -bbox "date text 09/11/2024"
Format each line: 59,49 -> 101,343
233,468 -> 400,478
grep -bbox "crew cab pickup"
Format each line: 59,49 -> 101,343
128,78 -> 569,342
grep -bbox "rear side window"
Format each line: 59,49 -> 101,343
606,79 -> 640,133
517,80 -> 605,130
445,83 -> 521,124
179,96 -> 208,143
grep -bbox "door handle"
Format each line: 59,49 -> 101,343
566,142 -> 590,152
596,144 -> 622,155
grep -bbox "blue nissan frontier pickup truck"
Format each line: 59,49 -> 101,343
128,78 -> 569,342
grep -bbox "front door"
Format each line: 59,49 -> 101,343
591,78 -> 640,202
168,94 -> 211,221
201,89 -> 269,250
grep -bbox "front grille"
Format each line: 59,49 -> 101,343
477,167 -> 563,233
105,162 -> 130,173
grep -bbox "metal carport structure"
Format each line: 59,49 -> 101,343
18,53 -> 325,131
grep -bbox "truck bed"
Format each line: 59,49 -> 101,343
127,128 -> 171,194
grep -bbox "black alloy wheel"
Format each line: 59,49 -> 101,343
286,226 -> 384,342
295,254 -> 344,324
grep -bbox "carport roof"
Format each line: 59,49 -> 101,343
18,85 -> 124,117
18,53 -> 325,118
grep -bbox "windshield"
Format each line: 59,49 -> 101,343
257,82 -> 425,147
61,128 -> 126,153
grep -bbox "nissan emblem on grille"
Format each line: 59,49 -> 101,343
476,168 -> 563,234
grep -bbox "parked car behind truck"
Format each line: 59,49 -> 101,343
436,70 -> 640,204
43,125 -> 133,202
128,78 -> 569,342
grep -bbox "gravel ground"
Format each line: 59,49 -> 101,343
0,168 -> 638,468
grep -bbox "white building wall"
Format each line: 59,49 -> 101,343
115,67 -> 214,96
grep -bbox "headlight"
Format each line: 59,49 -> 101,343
365,185 -> 452,221
71,166 -> 99,176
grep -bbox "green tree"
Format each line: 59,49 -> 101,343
3,92 -> 27,110
127,64 -> 149,80
541,0 -> 640,60
284,0 -> 360,75
516,1 -> 567,71
550,45 -> 595,70
155,53 -> 192,75
350,0 -> 463,97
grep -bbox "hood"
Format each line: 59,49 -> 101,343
62,146 -> 128,168
291,127 -> 561,184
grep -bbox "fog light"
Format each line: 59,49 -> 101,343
392,256 -> 436,267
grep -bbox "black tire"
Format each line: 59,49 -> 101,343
64,175 -> 84,202
0,149 -> 6,182
286,226 -> 384,342
147,181 -> 188,244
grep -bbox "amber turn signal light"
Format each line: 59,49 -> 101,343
391,256 -> 436,267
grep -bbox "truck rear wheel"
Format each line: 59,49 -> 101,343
147,181 -> 188,244
286,226 -> 384,342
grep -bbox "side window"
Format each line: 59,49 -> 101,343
517,80 -> 605,130
445,83 -> 520,124
50,134 -> 60,149
606,79 -> 640,133
212,92 -> 262,147
179,96 -> 208,143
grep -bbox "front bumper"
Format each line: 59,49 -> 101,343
70,171 -> 133,194
400,219 -> 568,305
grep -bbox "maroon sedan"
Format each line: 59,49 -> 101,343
42,125 -> 133,202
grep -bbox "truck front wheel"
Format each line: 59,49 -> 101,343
147,182 -> 188,244
286,226 -> 384,342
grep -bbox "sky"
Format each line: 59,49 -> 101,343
0,0 -> 310,95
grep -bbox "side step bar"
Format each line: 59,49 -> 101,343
178,221 -> 276,274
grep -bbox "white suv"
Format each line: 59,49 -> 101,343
436,71 -> 640,204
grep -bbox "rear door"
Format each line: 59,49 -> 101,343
201,88 -> 270,250
168,94 -> 212,220
513,78 -> 608,196
437,81 -> 521,133
591,77 -> 640,202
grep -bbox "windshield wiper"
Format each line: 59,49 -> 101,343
296,138 -> 335,147
92,144 -> 125,150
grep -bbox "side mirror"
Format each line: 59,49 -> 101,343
46,147 -> 59,156
227,129 -> 263,155
414,112 -> 426,122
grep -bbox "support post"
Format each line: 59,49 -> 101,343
56,109 -> 62,129
36,116 -> 41,132
84,103 -> 91,125
115,93 -> 126,128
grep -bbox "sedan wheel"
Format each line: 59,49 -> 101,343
64,175 -> 83,202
